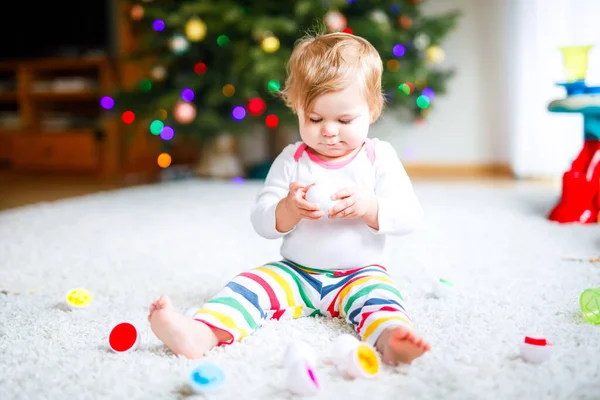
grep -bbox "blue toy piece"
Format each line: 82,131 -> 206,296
548,82 -> 600,140
188,362 -> 225,393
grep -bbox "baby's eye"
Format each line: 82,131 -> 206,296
309,118 -> 322,123
339,120 -> 352,124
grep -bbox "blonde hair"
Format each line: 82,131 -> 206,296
279,32 -> 385,123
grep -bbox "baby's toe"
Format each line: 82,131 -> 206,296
393,328 -> 411,341
158,295 -> 172,308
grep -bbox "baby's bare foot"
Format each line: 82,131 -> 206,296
376,326 -> 430,365
148,297 -> 161,322
149,295 -> 222,359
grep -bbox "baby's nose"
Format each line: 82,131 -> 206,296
321,123 -> 338,137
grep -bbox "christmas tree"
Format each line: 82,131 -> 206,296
106,0 -> 460,163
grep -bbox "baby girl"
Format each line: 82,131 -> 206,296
149,32 -> 430,365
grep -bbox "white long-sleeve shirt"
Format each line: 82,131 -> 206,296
250,138 -> 423,270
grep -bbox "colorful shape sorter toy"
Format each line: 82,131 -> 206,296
547,45 -> 600,224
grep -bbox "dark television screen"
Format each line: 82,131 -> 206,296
0,1 -> 112,60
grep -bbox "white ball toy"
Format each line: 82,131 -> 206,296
520,335 -> 553,364
286,359 -> 320,396
432,277 -> 454,299
306,183 -> 337,218
283,341 -> 317,369
331,334 -> 360,366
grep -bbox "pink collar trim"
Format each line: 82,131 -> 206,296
293,139 -> 375,169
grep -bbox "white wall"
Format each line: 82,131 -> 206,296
509,0 -> 600,178
372,0 -> 511,165
372,0 -> 600,179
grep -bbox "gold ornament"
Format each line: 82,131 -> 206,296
261,36 -> 280,53
173,101 -> 196,124
425,45 -> 445,65
386,60 -> 400,72
222,84 -> 235,97
185,17 -> 207,42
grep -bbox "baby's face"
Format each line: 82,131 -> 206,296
298,81 -> 371,160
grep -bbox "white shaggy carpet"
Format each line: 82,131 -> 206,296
1,179 -> 599,400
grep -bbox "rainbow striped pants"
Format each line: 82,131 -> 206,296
193,260 -> 412,346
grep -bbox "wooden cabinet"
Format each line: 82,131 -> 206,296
0,132 -> 12,163
0,56 -> 121,177
0,3 -> 201,179
12,130 -> 99,172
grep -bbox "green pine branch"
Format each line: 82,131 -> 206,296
111,0 -> 462,146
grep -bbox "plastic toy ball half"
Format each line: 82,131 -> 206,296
108,322 -> 139,353
341,343 -> 381,379
331,334 -> 380,379
432,278 -> 454,299
188,362 -> 225,393
520,335 -> 553,364
284,340 -> 317,369
286,359 -> 320,396
306,183 -> 337,219
65,288 -> 93,309
580,288 -> 600,324
331,334 -> 361,367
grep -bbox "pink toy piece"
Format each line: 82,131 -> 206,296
286,359 -> 320,396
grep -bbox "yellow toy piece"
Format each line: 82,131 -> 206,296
66,288 -> 93,308
559,45 -> 593,82
356,343 -> 380,376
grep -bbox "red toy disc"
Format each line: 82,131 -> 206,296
109,322 -> 138,352
524,336 -> 547,346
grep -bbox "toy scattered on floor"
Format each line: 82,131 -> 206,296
331,334 -> 380,379
580,287 -> 600,324
108,322 -> 139,353
284,341 -> 320,396
65,288 -> 92,309
286,359 -> 320,396
284,340 -> 317,369
519,335 -> 553,364
432,278 -> 454,299
188,362 -> 225,394
306,183 -> 337,219
546,45 -> 600,224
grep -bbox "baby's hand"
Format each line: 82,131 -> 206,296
329,187 -> 377,220
284,182 -> 325,220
